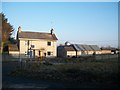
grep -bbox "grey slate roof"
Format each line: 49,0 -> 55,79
72,44 -> 100,51
81,45 -> 93,51
18,31 -> 58,40
100,47 -> 116,50
64,45 -> 75,51
89,45 -> 101,51
57,45 -> 75,51
73,44 -> 85,51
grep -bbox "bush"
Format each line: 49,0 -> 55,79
9,59 -> 119,86
43,61 -> 53,65
72,56 -> 76,58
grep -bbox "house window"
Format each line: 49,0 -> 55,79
25,40 -> 30,45
47,41 -> 51,46
31,45 -> 35,48
25,41 -> 27,45
25,51 -> 27,55
47,52 -> 51,56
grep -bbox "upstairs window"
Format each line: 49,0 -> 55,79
25,40 -> 30,45
47,41 -> 51,46
25,41 -> 28,45
31,45 -> 35,48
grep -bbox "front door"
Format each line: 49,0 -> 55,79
39,51 -> 41,57
33,50 -> 35,58
29,50 -> 32,58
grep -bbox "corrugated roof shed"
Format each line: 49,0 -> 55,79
68,44 -> 101,51
100,47 -> 116,50
18,31 -> 58,40
82,45 -> 93,51
73,44 -> 85,51
89,45 -> 101,51
64,45 -> 75,51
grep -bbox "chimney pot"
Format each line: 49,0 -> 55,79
18,26 -> 22,33
50,28 -> 54,34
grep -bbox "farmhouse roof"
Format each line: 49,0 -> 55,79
18,31 -> 58,40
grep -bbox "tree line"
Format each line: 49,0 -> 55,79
0,13 -> 16,53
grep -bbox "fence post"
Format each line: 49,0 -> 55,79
19,58 -> 22,69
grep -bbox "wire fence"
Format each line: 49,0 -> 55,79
2,53 -> 119,62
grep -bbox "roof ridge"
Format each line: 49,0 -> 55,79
18,31 -> 58,40
21,31 -> 51,34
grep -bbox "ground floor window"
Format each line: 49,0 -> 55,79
47,51 -> 51,56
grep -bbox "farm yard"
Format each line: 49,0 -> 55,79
2,54 -> 120,89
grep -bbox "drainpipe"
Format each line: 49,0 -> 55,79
27,40 -> 30,58
76,50 -> 77,57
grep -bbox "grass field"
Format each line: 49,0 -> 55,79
9,57 -> 120,88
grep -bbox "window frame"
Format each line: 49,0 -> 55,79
31,45 -> 35,48
47,41 -> 51,46
47,51 -> 51,56
25,41 -> 28,45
